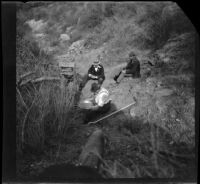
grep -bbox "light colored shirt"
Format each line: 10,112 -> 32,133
95,87 -> 109,107
94,67 -> 98,72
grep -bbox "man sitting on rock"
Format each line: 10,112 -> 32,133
88,55 -> 105,84
81,83 -> 111,124
114,51 -> 140,83
80,56 -> 105,91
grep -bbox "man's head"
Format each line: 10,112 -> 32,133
93,60 -> 100,67
93,55 -> 102,66
91,82 -> 100,93
129,51 -> 136,59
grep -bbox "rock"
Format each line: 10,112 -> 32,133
35,33 -> 45,38
68,39 -> 85,56
60,34 -> 70,41
163,57 -> 170,63
130,108 -> 136,118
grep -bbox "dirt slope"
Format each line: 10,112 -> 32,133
56,38 -> 195,177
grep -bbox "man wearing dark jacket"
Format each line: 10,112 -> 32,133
114,51 -> 140,83
87,60 -> 105,84
80,56 -> 105,91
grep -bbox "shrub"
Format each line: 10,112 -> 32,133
17,80 -> 79,155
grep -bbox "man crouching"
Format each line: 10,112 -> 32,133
82,83 -> 111,124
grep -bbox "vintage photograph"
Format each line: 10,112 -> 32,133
15,1 -> 196,180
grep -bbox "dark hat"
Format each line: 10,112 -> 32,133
129,51 -> 135,57
93,60 -> 100,65
91,82 -> 100,92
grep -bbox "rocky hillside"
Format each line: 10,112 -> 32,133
16,2 -> 196,179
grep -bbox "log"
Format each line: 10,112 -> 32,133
32,76 -> 61,83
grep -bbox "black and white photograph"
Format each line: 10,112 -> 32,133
2,1 -> 198,182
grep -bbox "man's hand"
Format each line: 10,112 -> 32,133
88,74 -> 98,79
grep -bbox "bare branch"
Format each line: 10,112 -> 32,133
16,87 -> 28,110
19,76 -> 61,87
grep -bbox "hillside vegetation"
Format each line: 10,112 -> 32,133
16,2 -> 196,179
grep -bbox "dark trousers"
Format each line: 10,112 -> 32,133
80,75 -> 105,90
83,101 -> 111,123
114,71 -> 140,83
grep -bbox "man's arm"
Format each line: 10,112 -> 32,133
88,66 -> 97,78
98,65 -> 105,78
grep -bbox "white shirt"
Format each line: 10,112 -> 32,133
95,87 -> 109,107
94,67 -> 98,72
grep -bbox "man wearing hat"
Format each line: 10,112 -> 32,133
114,51 -> 141,83
87,56 -> 105,85
79,55 -> 105,91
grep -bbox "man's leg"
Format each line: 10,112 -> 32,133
100,101 -> 111,113
84,110 -> 99,124
114,71 -> 122,82
80,75 -> 90,91
136,65 -> 141,78
116,72 -> 125,83
98,76 -> 105,85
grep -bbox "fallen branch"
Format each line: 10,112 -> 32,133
20,71 -> 35,79
32,76 -> 61,83
17,71 -> 36,85
16,87 -> 28,109
19,76 -> 61,86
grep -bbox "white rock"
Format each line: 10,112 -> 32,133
60,34 -> 70,41
130,108 -> 136,118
